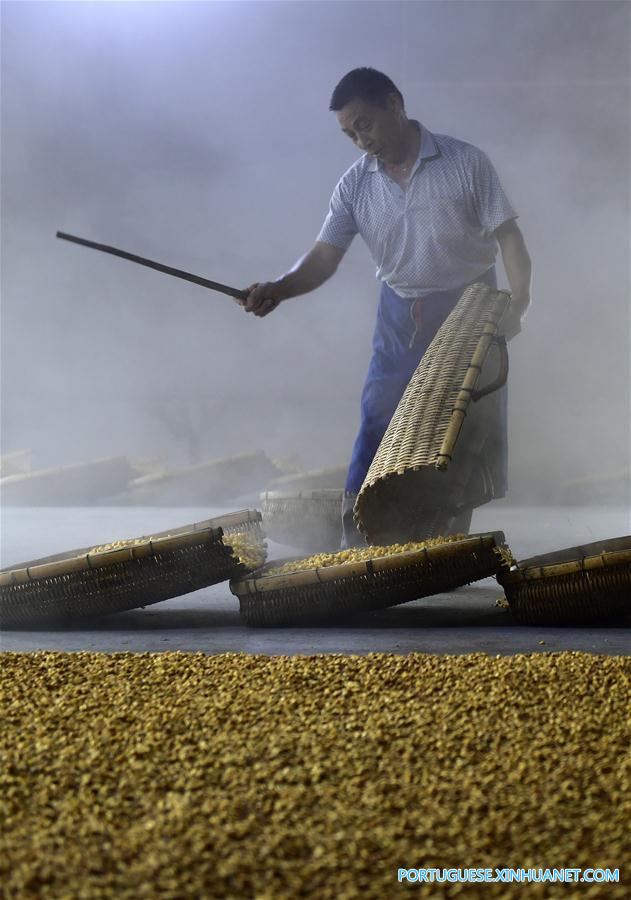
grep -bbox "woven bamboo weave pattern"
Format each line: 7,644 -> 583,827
497,536 -> 631,625
0,510 -> 265,628
260,490 -> 343,551
355,283 -> 510,544
231,533 -> 505,626
0,540 -> 229,628
216,509 -> 266,543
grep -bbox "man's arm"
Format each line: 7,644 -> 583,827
495,219 -> 532,339
242,241 -> 346,318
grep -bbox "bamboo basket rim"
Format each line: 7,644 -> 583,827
0,455 -> 131,486
0,509 -> 261,588
260,489 -> 345,501
266,464 -> 348,487
499,536 -> 631,585
231,531 -> 504,596
130,450 -> 273,488
0,449 -> 31,465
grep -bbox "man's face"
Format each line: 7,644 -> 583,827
335,94 -> 405,164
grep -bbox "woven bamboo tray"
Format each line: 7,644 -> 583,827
121,450 -> 278,505
497,536 -> 631,625
130,455 -> 168,478
0,456 -> 135,506
0,510 -> 265,629
260,490 -> 344,551
231,531 -> 505,626
355,283 -> 511,545
265,465 -> 348,493
0,450 -> 32,478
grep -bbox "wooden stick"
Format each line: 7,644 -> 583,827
56,231 -> 248,301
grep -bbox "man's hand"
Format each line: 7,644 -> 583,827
239,281 -> 286,317
239,242 -> 345,319
494,219 -> 532,341
501,291 -> 530,341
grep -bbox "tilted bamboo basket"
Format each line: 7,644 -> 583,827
231,531 -> 506,627
260,490 -> 344,551
0,450 -> 32,478
120,450 -> 278,505
0,510 -> 265,628
355,284 -> 511,545
0,456 -> 135,506
496,536 -> 631,625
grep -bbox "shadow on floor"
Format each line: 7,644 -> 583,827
5,601 -> 630,634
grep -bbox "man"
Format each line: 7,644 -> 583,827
242,68 -> 532,546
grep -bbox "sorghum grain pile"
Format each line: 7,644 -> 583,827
1,652 -> 628,899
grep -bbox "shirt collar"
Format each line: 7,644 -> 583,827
367,121 -> 439,172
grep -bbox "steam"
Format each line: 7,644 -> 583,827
1,1 -> 629,506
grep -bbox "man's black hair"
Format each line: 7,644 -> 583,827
329,68 -> 404,111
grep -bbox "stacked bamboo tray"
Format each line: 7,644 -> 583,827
0,456 -> 136,506
121,450 -> 279,506
2,512 -> 629,628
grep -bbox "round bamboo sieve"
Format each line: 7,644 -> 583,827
355,283 -> 511,545
231,531 -> 506,626
0,509 -> 265,628
260,490 -> 344,551
496,535 -> 631,625
264,465 -> 348,493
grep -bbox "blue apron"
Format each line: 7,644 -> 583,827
345,267 -> 507,496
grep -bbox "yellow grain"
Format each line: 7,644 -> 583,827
222,531 -> 267,571
266,534 -> 468,575
1,652 -> 628,899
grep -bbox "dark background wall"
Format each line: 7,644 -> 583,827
1,1 -> 629,501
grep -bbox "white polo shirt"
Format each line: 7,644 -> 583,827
317,123 -> 517,298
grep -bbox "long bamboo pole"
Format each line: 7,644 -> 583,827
56,232 -> 248,301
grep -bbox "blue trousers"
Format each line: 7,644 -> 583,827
345,268 -> 502,496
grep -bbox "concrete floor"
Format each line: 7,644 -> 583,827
1,501 -> 629,655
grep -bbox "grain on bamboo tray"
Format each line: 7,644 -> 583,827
355,283 -> 511,545
231,531 -> 506,626
0,510 -> 266,628
496,535 -> 631,625
260,489 -> 344,551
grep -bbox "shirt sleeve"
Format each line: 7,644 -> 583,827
316,175 -> 358,250
468,148 -> 518,237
